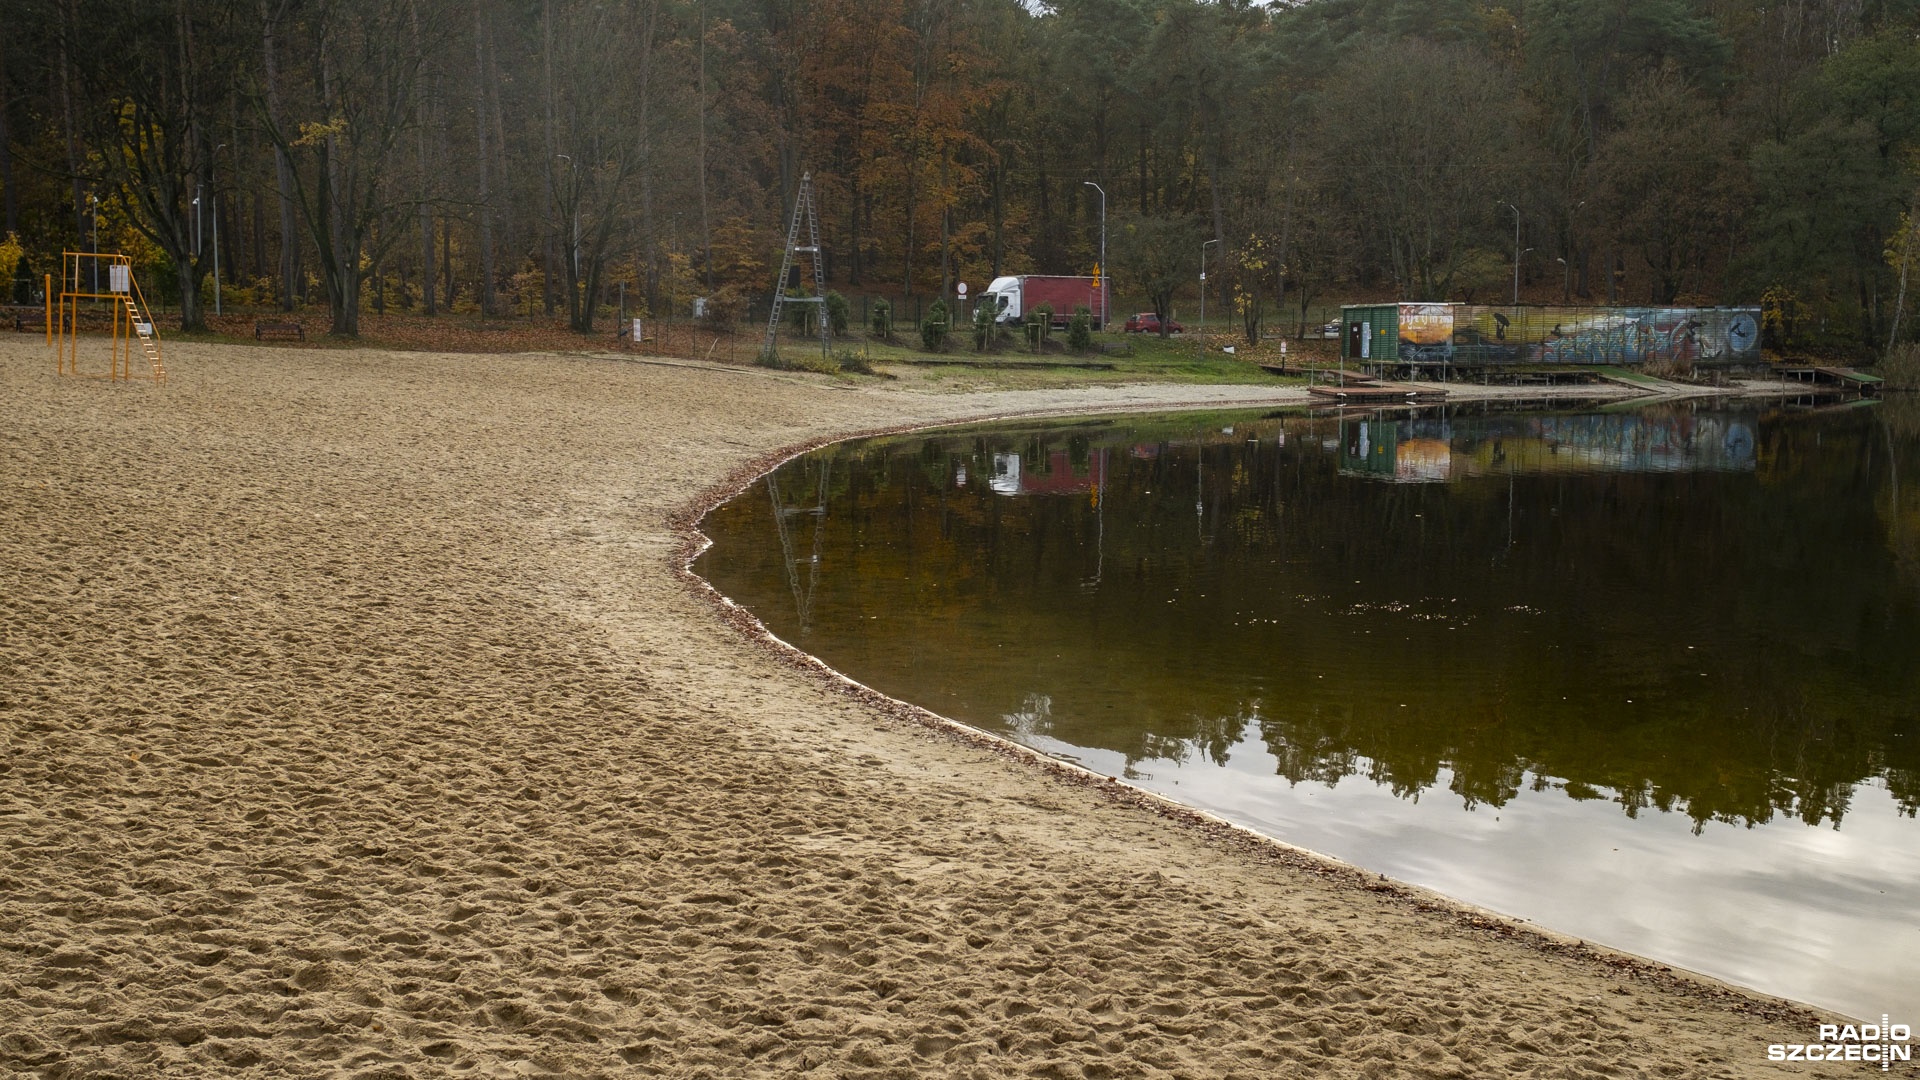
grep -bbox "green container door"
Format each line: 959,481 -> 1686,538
1340,304 -> 1399,364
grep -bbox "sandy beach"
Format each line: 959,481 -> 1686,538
0,338 -> 1856,1077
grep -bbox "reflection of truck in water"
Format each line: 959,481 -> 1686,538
983,275 -> 1108,329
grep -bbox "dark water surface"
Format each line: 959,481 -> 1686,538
695,399 -> 1920,1018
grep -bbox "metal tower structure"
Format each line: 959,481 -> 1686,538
767,457 -> 832,635
762,171 -> 832,363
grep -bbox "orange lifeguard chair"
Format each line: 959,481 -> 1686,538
51,251 -> 166,383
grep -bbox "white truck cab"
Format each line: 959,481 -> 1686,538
984,276 -> 1021,324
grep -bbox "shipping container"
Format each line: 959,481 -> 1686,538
1339,303 -> 1762,369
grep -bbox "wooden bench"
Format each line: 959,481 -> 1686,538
255,320 -> 305,341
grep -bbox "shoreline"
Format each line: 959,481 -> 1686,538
668,376 -> 1848,1021
0,340 -> 1871,1077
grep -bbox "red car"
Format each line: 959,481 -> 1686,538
1123,312 -> 1185,334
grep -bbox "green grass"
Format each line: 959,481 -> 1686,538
774,325 -> 1310,390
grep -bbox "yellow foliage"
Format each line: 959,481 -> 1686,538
1887,211 -> 1918,271
293,118 -> 348,147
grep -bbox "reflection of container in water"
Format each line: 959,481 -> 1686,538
1396,438 -> 1452,482
990,452 -> 1021,495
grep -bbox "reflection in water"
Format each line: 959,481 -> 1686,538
1337,412 -> 1758,482
697,400 -> 1920,1017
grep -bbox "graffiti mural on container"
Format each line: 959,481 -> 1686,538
1346,303 -> 1762,366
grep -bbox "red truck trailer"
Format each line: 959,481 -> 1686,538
982,275 -> 1108,329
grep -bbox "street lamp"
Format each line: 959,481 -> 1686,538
1083,181 -> 1105,329
1502,200 -> 1521,304
1200,238 -> 1219,353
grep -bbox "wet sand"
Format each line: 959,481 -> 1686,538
0,339 -> 1848,1077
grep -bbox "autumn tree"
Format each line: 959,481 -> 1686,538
1116,213 -> 1200,336
64,0 -> 251,331
258,0 -> 443,336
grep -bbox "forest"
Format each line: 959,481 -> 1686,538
1,0 -> 1918,353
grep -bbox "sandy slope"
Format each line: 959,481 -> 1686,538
0,340 -> 1845,1078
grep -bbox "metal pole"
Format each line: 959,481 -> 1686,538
1504,201 -> 1520,304
213,193 -> 222,316
1200,238 -> 1218,357
1084,181 -> 1105,328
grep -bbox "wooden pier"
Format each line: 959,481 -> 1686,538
1776,366 -> 1883,393
1308,381 -> 1448,403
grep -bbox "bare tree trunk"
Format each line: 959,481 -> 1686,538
472,2 -> 495,315
443,212 -> 455,308
541,0 -> 557,316
262,0 -> 301,310
697,0 -> 712,290
485,23 -> 509,259
1889,196 -> 1916,353
0,44 -> 17,237
59,1 -> 88,259
412,0 -> 436,315
317,36 -> 360,337
938,159 -> 951,296
635,0 -> 657,323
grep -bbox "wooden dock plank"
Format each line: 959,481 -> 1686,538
1308,383 -> 1447,402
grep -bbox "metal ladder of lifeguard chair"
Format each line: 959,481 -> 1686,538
760,171 -> 832,363
109,258 -> 166,382
122,295 -> 166,382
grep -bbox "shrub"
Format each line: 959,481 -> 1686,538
972,302 -> 997,351
921,299 -> 950,351
698,285 -> 746,331
870,298 -> 893,341
1884,342 -> 1920,391
1068,305 -> 1093,352
1025,302 -> 1053,350
837,347 -> 874,375
825,291 -> 850,337
787,299 -> 816,336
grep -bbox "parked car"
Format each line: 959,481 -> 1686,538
1319,321 -> 1341,339
1124,312 -> 1185,334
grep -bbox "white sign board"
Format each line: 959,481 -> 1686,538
956,282 -> 968,296
109,264 -> 130,294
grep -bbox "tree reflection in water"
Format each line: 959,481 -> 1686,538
702,401 -> 1920,833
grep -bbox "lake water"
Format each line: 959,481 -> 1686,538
694,398 -> 1920,1019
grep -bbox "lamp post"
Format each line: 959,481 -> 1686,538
1200,238 -> 1219,355
1556,256 -> 1569,304
1502,200 -> 1521,304
1083,181 -> 1105,329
